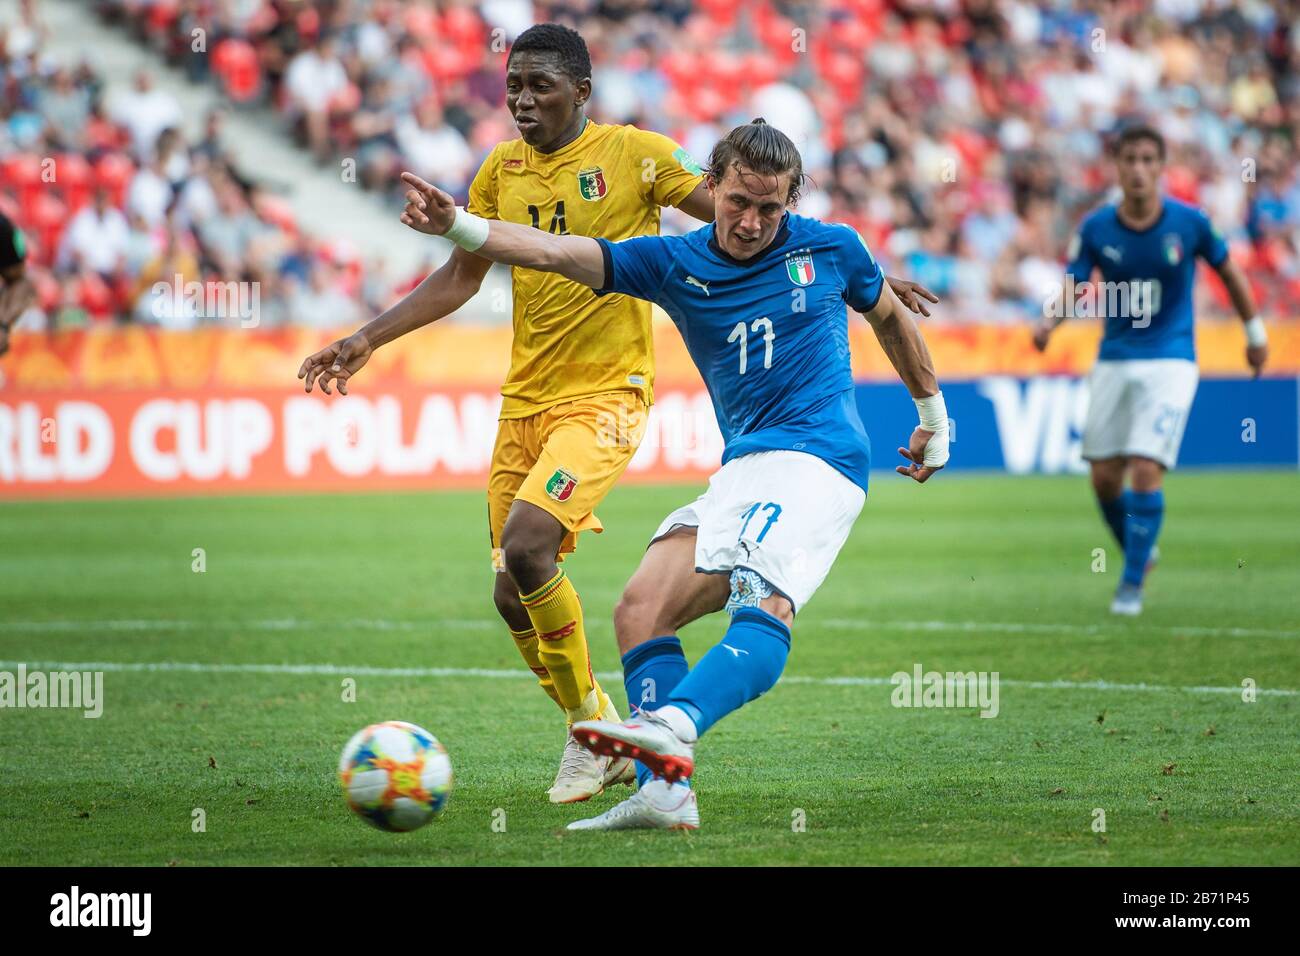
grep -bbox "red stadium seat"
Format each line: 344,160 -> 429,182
330,82 -> 362,113
53,153 -> 93,214
698,0 -> 743,28
825,14 -> 876,51
702,50 -> 745,89
1164,166 -> 1200,204
255,193 -> 299,236
27,192 -> 67,268
739,51 -> 782,90
31,267 -> 61,312
659,50 -> 702,90
441,7 -> 486,49
753,2 -> 802,65
4,153 -> 46,214
421,42 -> 475,83
146,0 -> 179,37
75,271 -> 116,320
212,38 -> 263,104
684,85 -> 732,123
842,0 -> 888,19
93,153 -> 136,208
817,48 -> 866,102
403,5 -> 438,39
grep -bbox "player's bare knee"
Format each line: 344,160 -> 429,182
613,586 -> 660,654
491,574 -> 530,630
1090,460 -> 1125,499
758,593 -> 795,627
1129,458 -> 1165,492
500,533 -> 555,591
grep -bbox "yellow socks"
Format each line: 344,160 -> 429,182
519,570 -> 609,723
509,625 -> 562,710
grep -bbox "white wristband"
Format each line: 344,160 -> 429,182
1244,316 -> 1267,348
913,391 -> 950,468
443,207 -> 490,252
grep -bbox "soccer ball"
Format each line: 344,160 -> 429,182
338,720 -> 452,832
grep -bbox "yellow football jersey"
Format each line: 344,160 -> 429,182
467,120 -> 703,418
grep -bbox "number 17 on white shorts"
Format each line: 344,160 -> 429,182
651,449 -> 866,613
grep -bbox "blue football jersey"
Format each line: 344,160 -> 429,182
595,212 -> 882,492
1066,196 -> 1228,361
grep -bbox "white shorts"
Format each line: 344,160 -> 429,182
1082,358 -> 1199,469
650,450 -> 866,614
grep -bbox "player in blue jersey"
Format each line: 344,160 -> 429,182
1034,124 -> 1268,616
401,119 -> 949,829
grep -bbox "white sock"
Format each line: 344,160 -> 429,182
653,704 -> 699,743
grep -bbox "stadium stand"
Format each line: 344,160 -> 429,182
5,0 -> 1297,326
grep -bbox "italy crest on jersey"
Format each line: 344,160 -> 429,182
577,167 -> 607,201
1163,233 -> 1183,266
786,252 -> 815,286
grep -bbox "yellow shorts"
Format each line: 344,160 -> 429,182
487,391 -> 647,562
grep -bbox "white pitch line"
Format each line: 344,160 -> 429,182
0,618 -> 494,633
1,659 -> 1294,697
1,617 -> 1297,639
820,619 -> 1300,640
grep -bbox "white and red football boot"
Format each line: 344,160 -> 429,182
566,780 -> 699,831
569,707 -> 696,784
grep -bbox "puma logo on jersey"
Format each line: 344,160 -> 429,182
684,276 -> 710,295
1102,245 -> 1123,263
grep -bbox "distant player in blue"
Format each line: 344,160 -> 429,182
403,119 -> 950,829
1035,124 -> 1268,616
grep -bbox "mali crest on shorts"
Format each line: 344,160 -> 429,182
467,121 -> 704,419
545,468 -> 579,502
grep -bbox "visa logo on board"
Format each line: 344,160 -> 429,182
978,377 -> 1089,475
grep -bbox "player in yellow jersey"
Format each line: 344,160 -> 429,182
299,23 -> 936,805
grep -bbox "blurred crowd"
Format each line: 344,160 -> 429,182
0,0 -> 404,330
4,0 -> 1298,328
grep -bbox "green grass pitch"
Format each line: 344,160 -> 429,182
1,472 -> 1297,866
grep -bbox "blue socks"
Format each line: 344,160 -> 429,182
621,636 -> 689,788
1098,494 -> 1127,548
1121,489 -> 1164,588
666,607 -> 791,737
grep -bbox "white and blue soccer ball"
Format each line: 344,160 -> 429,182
338,720 -> 453,832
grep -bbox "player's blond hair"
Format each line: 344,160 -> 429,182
706,118 -> 807,207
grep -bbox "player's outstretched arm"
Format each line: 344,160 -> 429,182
861,283 -> 949,483
297,244 -> 491,395
1214,257 -> 1268,378
401,172 -> 605,288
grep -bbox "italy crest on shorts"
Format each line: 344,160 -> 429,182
786,252 -> 815,286
1162,233 -> 1183,266
577,167 -> 607,201
545,468 -> 579,502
